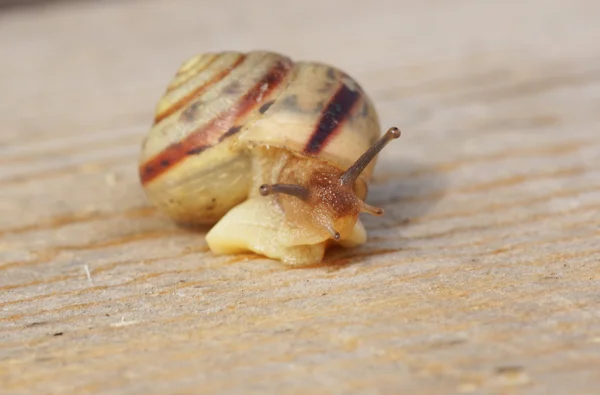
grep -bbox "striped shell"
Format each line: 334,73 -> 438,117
138,50 -> 385,264
139,51 -> 380,222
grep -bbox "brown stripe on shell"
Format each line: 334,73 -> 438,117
303,83 -> 362,155
140,59 -> 292,185
258,100 -> 275,114
154,54 -> 247,125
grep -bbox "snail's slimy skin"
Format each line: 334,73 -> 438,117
205,147 -> 368,265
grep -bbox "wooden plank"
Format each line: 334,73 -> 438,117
1,0 -> 599,393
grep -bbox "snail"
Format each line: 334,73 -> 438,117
138,50 -> 400,265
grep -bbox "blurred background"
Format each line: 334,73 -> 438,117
2,1 -> 599,393
2,0 -> 599,228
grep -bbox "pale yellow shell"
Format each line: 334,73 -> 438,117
139,50 -> 383,265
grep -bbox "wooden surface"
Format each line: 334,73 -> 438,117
1,0 -> 600,394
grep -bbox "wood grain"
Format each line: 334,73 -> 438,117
1,0 -> 600,394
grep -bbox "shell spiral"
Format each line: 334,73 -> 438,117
139,50 -> 381,225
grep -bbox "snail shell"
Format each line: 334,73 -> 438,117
139,50 -> 399,265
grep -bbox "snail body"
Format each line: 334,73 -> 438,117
139,50 -> 399,265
